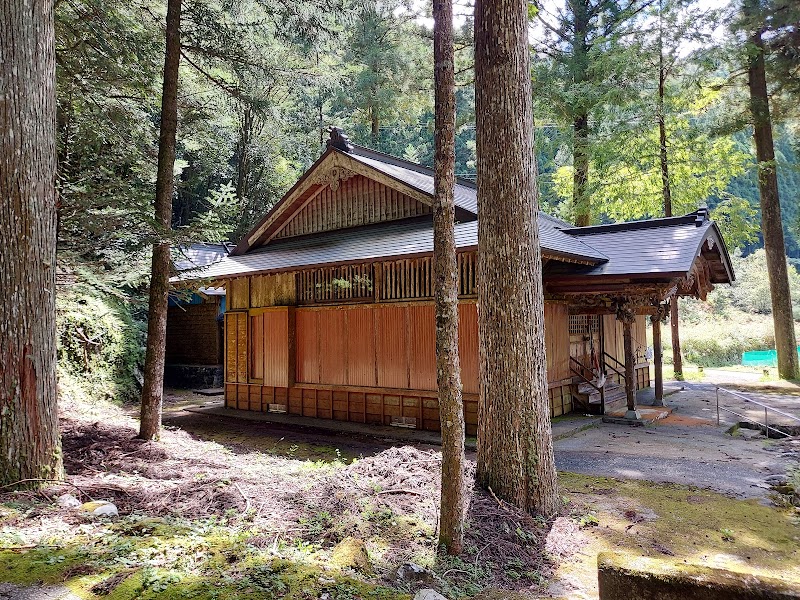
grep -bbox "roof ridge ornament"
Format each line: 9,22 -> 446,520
327,126 -> 353,153
695,203 -> 710,226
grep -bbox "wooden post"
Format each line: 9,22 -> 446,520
651,313 -> 664,407
618,304 -> 640,421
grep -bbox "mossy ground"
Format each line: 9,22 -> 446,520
0,508 -> 409,600
551,473 -> 800,598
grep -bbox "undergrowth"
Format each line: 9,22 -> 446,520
56,272 -> 144,405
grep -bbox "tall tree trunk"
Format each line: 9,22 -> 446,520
139,0 -> 182,440
746,22 -> 799,380
570,0 -> 591,227
433,0 -> 465,555
474,0 -> 559,515
0,0 -> 63,486
657,4 -> 682,379
573,114 -> 590,226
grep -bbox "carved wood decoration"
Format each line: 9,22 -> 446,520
274,174 -> 432,240
676,255 -> 714,300
308,166 -> 356,191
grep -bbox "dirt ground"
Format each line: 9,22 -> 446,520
0,387 -> 798,600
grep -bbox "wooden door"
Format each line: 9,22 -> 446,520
568,314 -> 601,375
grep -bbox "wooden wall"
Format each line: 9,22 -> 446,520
602,313 -> 651,390
294,302 -> 480,393
165,300 -> 221,365
223,297 -> 574,433
274,175 -> 432,240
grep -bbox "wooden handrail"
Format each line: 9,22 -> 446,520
602,351 -> 626,381
569,356 -> 601,392
569,355 -> 606,413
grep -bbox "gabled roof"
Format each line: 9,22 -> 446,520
232,139 -> 480,256
547,210 -> 734,283
175,129 -> 734,290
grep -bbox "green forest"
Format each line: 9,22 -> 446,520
3,0 -> 800,599
56,0 -> 800,272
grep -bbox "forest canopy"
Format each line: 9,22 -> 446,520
54,0 -> 800,284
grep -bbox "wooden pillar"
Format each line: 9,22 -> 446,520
618,304 -> 641,421
651,314 -> 664,407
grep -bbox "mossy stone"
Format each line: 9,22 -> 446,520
331,536 -> 372,574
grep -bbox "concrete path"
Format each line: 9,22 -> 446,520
553,381 -> 798,498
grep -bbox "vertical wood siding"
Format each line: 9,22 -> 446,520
409,304 -> 437,390
224,312 -> 248,383
274,175 -> 432,239
319,309 -> 348,385
458,303 -> 480,395
346,307 -> 377,387
225,299 -> 583,432
545,304 -> 570,381
295,310 -> 320,383
263,309 -> 290,388
376,305 -> 409,388
249,314 -> 264,382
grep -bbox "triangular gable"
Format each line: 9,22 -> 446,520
273,171 -> 432,240
234,149 -> 439,255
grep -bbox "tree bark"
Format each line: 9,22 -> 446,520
570,0 -> 591,227
573,114 -> 590,227
651,314 -> 664,406
0,0 -> 64,485
746,22 -> 799,380
474,0 -> 559,515
433,0 -> 465,555
140,0 -> 182,440
657,2 -> 682,381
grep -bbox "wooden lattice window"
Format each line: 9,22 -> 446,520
458,252 -> 477,296
569,314 -> 600,336
379,257 -> 433,301
297,264 -> 374,304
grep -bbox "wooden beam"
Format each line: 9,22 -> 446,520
622,317 -> 637,415
652,314 -> 664,406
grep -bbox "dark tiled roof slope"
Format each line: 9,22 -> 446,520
551,212 -> 733,282
176,215 -> 606,281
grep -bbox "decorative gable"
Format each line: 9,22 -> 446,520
273,174 -> 432,240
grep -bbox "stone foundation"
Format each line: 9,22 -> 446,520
598,553 -> 800,600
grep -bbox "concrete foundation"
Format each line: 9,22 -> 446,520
598,553 -> 800,600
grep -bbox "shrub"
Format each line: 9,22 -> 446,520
662,306 -> 799,367
57,284 -> 145,405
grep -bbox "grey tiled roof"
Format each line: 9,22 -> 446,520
175,214 -> 611,281
550,213 -> 733,282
